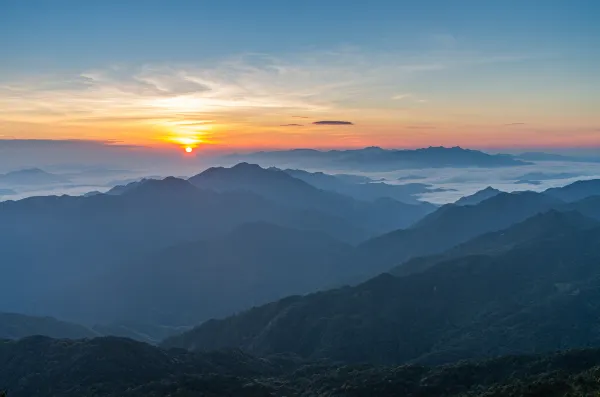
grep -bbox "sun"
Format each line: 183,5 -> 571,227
185,147 -> 193,153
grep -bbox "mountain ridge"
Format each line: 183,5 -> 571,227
223,146 -> 529,171
163,225 -> 600,365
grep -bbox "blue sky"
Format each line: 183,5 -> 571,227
3,0 -> 597,68
1,0 -> 598,150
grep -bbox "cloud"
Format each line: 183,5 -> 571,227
391,94 -> 412,100
313,120 -> 354,125
504,123 -> 526,126
0,138 -> 143,149
280,124 -> 303,127
0,48 -> 541,146
391,93 -> 427,103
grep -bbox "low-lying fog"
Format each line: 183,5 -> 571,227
3,159 -> 600,204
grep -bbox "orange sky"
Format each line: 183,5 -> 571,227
1,50 -> 598,152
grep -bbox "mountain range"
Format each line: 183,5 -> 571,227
0,164 -> 438,328
189,163 -> 436,233
70,222 -> 352,327
0,176 -> 363,318
163,215 -> 600,365
0,312 -> 98,340
453,186 -> 502,206
5,335 -> 600,396
279,167 -> 440,205
4,162 -> 600,392
0,168 -> 70,186
224,146 -> 529,171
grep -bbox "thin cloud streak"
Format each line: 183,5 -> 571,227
313,121 -> 354,125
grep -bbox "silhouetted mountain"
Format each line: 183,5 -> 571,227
224,146 -> 529,171
566,195 -> 600,220
6,335 -> 600,396
391,210 -> 597,277
0,177 -> 368,321
190,163 -> 332,206
82,190 -> 103,197
454,186 -> 502,206
90,323 -> 190,345
545,179 -> 600,202
164,226 -> 600,365
73,222 -> 351,327
397,174 -> 428,181
104,178 -> 152,195
0,336 -> 290,397
518,151 -> 600,163
0,312 -> 98,340
189,163 -> 435,234
516,171 -> 580,181
343,191 -> 563,279
0,168 -> 70,186
515,179 -> 542,185
281,168 -> 438,205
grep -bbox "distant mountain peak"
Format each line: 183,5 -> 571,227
124,177 -> 197,196
11,167 -> 47,174
231,162 -> 264,170
545,178 -> 600,202
455,186 -> 502,206
223,146 -> 529,171
481,186 -> 499,192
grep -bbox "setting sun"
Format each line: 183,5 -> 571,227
185,147 -> 193,153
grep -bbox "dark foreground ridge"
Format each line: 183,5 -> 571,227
3,336 -> 600,396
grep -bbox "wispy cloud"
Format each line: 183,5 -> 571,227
391,93 -> 427,103
504,122 -> 527,126
280,124 -> 303,127
391,93 -> 412,100
313,120 -> 354,125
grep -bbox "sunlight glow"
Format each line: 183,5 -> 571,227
173,137 -> 201,145
185,147 -> 193,153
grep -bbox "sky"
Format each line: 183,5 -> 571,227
1,0 -> 599,153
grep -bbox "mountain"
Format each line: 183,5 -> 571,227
0,168 -> 70,186
343,191 -> 563,279
163,226 -> 600,365
281,168 -> 438,205
567,195 -> 600,220
189,163 -> 336,208
391,209 -> 597,277
70,222 -> 352,327
0,336 -> 290,397
224,146 -> 529,171
454,186 -> 502,206
545,178 -> 600,202
518,151 -> 600,163
0,177 -> 367,321
104,178 -> 151,195
189,163 -> 435,234
0,312 -> 98,340
5,335 -> 600,396
90,322 -> 189,344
